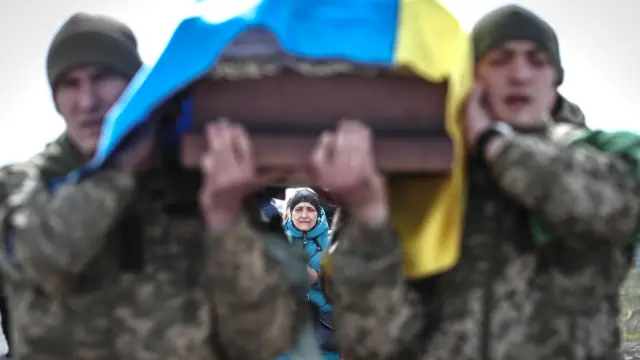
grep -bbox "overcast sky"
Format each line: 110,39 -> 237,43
1,0 -> 638,166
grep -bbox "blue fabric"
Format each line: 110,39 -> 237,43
283,208 -> 331,312
55,0 -> 399,185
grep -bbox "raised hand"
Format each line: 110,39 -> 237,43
310,120 -> 388,227
111,121 -> 157,172
199,120 -> 286,230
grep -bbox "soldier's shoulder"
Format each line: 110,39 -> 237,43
0,162 -> 32,183
0,158 -> 43,194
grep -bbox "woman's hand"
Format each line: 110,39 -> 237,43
307,266 -> 319,284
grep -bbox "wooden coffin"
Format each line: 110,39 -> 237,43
181,70 -> 452,174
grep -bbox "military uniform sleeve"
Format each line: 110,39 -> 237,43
330,220 -> 426,360
206,216 -> 305,360
489,134 -> 640,242
0,169 -> 135,293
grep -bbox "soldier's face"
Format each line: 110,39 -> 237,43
292,202 -> 318,232
476,40 -> 557,127
54,66 -> 129,158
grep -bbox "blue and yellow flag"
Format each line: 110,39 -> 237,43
85,0 -> 473,278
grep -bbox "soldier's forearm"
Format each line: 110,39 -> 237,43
331,220 -> 425,360
206,216 -> 303,359
0,169 -> 135,293
489,135 -> 640,241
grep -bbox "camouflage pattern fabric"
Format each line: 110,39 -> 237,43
328,126 -> 640,360
554,95 -> 586,127
0,134 -> 86,284
0,156 -> 307,359
0,134 -> 84,204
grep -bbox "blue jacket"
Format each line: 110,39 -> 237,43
283,209 -> 332,312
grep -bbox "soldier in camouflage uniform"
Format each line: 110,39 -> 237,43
0,12 -> 316,360
327,5 -> 640,360
0,13 -> 143,359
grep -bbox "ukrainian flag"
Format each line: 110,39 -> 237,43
88,0 -> 473,278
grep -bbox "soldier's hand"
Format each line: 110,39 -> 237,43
310,120 -> 388,227
111,121 -> 156,172
199,120 -> 286,230
464,83 -> 494,150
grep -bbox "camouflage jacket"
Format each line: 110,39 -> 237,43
0,156 -> 306,359
329,129 -> 640,360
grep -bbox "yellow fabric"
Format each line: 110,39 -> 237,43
390,0 -> 472,278
320,0 -> 472,278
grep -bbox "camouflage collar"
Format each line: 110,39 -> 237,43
34,133 -> 86,183
553,95 -> 586,127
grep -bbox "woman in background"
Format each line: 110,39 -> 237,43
280,188 -> 338,360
